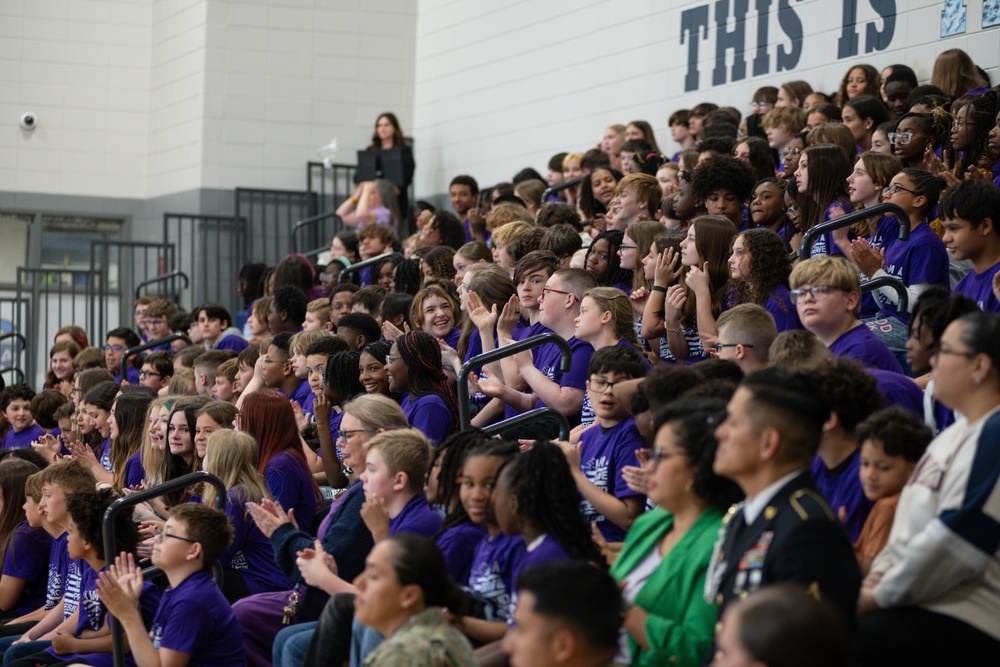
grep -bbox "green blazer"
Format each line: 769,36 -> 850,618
609,506 -> 724,667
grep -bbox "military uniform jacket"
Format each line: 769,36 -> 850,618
705,470 -> 861,626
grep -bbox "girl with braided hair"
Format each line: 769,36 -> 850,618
428,429 -> 490,584
891,110 -> 952,171
493,440 -> 605,574
386,331 -> 457,445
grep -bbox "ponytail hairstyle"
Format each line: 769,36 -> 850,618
499,441 -> 606,567
898,168 -> 947,218
582,287 -> 641,350
384,534 -> 470,616
894,110 -> 952,156
110,385 -> 156,491
396,331 -> 458,429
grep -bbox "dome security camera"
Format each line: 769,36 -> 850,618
20,113 -> 37,130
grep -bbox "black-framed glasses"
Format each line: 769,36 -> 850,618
882,183 -> 918,197
154,528 -> 196,544
139,370 -> 163,379
618,244 -> 637,252
714,343 -> 754,353
338,429 -> 368,441
102,345 -> 126,353
589,377 -> 624,393
789,285 -> 845,304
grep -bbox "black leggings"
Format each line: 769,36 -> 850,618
858,607 -> 1000,666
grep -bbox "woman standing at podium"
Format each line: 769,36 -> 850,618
369,112 -> 414,222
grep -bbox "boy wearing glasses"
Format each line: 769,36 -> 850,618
139,350 -> 173,393
789,257 -> 903,373
104,327 -> 141,385
561,345 -> 647,543
96,504 -> 244,667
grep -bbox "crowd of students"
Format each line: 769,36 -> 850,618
0,49 -> 999,666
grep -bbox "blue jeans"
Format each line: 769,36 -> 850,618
273,621 -> 317,667
3,640 -> 51,666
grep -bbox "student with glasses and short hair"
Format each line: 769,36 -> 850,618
790,256 -> 903,373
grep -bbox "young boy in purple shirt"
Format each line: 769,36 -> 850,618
561,346 -> 647,542
97,504 -> 245,667
9,488 -> 160,667
0,460 -> 96,661
195,303 -> 249,353
0,384 -> 46,451
939,180 -> 1000,313
104,327 -> 142,385
810,359 -> 883,541
790,256 -> 903,373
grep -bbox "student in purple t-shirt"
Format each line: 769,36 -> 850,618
96,504 -> 244,667
0,469 -> 52,618
0,385 -> 47,451
724,228 -> 802,333
791,255 -> 903,373
240,390 -> 320,534
810,359 -> 884,541
940,179 -> 1000,313
561,347 -> 647,542
386,332 -> 458,446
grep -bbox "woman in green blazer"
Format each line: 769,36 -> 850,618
609,398 -> 744,667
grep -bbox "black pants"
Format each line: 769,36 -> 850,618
858,607 -> 1000,666
303,592 -> 356,667
0,621 -> 37,637
220,567 -> 254,604
8,651 -> 76,667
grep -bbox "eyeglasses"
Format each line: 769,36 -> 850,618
649,448 -> 683,466
102,345 -> 126,353
70,387 -> 81,396
951,120 -> 974,130
337,429 -> 368,441
749,101 -> 771,109
139,370 -> 163,379
789,285 -> 845,304
384,355 -> 398,365
786,203 -> 799,215
713,343 -> 754,353
589,377 -> 624,393
618,244 -> 637,252
154,528 -> 196,544
782,147 -> 801,157
933,345 -> 975,359
882,183 -> 918,197
887,131 -> 916,145
542,287 -> 574,300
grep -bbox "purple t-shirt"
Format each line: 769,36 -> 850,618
503,321 -> 552,420
810,449 -> 874,542
115,366 -> 141,385
861,216 -> 901,317
828,324 -> 903,373
97,437 -> 113,472
807,200 -> 852,258
3,521 -> 52,614
45,532 -> 84,618
443,327 -> 461,350
286,379 -> 315,419
214,333 -> 249,353
328,409 -> 345,461
436,521 -> 487,585
954,260 -> 1000,313
388,495 -> 443,538
463,219 -> 491,245
512,534 -> 570,583
50,566 -> 160,667
580,340 -> 649,428
870,369 -> 923,418
149,569 -> 244,667
875,223 -> 949,324
765,284 -> 801,332
0,424 -> 46,450
124,451 -> 145,488
264,450 -> 318,534
467,533 -> 526,622
577,417 -> 644,542
532,335 -> 594,422
222,487 -> 294,595
401,393 -> 454,446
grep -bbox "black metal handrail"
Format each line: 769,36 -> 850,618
456,332 -> 573,431
134,271 -> 190,300
861,275 -> 910,314
541,176 -> 584,203
120,334 -> 193,380
104,470 -> 227,667
290,210 -> 343,256
483,407 -> 571,441
800,202 -> 911,260
338,252 -> 393,284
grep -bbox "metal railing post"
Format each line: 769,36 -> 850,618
800,202 -> 911,260
120,335 -> 193,381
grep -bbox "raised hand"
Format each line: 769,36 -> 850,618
653,247 -> 680,287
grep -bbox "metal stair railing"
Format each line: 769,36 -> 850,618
800,202 -> 911,260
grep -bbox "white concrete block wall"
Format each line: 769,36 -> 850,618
411,0 -> 1000,197
1,0 -> 152,198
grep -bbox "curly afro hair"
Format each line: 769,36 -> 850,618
690,154 -> 758,204
68,488 -> 139,561
812,358 -> 884,434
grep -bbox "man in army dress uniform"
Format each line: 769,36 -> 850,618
707,369 -> 861,627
